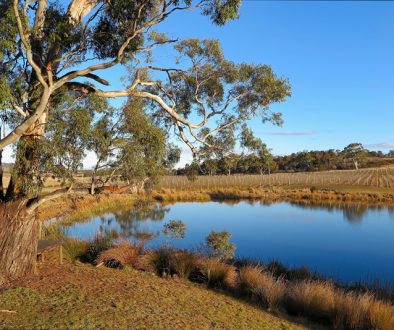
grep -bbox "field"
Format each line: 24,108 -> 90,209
3,166 -> 394,199
157,167 -> 394,192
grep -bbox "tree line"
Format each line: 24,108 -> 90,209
178,141 -> 394,177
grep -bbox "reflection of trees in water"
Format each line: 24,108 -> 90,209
289,202 -> 390,223
97,204 -> 170,241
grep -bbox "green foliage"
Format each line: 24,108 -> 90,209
1,0 -> 292,201
42,94 -> 97,181
342,143 -> 367,169
117,98 -> 167,184
163,220 -> 187,240
205,230 -> 236,260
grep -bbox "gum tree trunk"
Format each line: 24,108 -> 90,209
0,200 -> 39,285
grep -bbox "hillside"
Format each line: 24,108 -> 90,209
0,260 -> 304,329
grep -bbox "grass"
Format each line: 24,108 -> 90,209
96,241 -> 143,269
0,261 -> 303,330
201,258 -> 237,289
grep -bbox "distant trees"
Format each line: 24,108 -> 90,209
178,143 -> 394,176
342,143 -> 367,170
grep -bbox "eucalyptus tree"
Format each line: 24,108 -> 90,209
240,124 -> 275,174
0,0 -> 291,283
342,143 -> 367,170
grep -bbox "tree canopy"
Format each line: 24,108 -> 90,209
0,0 -> 291,204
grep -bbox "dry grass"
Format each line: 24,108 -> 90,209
368,299 -> 394,330
333,291 -> 373,329
0,261 -> 304,329
202,258 -> 237,289
286,281 -> 335,322
62,238 -> 89,261
96,241 -> 144,269
171,251 -> 201,280
238,265 -> 265,297
238,265 -> 285,311
257,273 -> 286,311
283,280 -> 394,330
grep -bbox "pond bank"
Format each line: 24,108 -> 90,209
38,187 -> 394,224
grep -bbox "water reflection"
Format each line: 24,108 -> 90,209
288,202 -> 394,223
65,200 -> 394,282
78,204 -> 170,241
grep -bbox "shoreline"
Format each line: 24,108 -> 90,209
38,187 -> 394,223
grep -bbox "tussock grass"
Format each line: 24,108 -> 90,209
201,258 -> 237,288
257,273 -> 286,311
171,251 -> 201,280
283,280 -> 394,330
368,299 -> 394,330
96,241 -> 143,269
147,245 -> 175,276
62,238 -> 88,261
238,265 -> 265,297
285,280 -> 335,322
238,265 -> 285,311
80,233 -> 116,263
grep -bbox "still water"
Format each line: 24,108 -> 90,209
65,201 -> 394,283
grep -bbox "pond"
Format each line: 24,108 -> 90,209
64,201 -> 394,283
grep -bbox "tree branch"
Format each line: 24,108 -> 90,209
26,187 -> 90,214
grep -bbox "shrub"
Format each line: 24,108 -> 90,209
285,280 -> 335,323
163,220 -> 187,240
96,241 -> 143,269
201,258 -> 237,288
205,230 -> 236,260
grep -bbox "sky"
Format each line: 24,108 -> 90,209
3,0 -> 394,167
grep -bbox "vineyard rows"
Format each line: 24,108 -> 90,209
157,167 -> 394,190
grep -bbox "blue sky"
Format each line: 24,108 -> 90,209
157,0 -> 394,159
4,0 -> 394,167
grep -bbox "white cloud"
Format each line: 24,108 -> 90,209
365,143 -> 394,149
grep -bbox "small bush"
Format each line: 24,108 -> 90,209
201,258 -> 237,288
96,241 -> 143,269
163,220 -> 187,240
205,230 -> 236,260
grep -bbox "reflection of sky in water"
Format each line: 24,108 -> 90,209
66,201 -> 394,283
